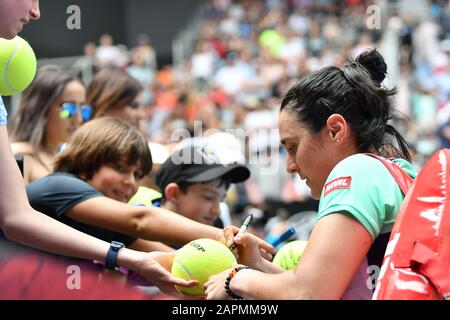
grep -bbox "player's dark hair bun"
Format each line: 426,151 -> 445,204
355,49 -> 387,86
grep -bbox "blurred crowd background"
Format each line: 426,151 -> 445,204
5,0 -> 450,240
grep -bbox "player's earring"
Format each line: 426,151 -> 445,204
337,139 -> 340,143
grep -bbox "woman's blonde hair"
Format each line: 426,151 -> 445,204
55,117 -> 152,179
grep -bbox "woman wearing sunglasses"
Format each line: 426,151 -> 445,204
86,68 -> 147,129
9,65 -> 90,184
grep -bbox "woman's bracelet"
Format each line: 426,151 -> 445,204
224,265 -> 249,300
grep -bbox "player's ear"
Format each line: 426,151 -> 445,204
325,114 -> 348,144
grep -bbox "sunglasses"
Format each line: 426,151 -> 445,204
59,103 -> 93,122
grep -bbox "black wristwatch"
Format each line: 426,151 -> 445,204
105,241 -> 125,270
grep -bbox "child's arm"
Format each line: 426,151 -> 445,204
66,196 -> 224,245
128,238 -> 174,252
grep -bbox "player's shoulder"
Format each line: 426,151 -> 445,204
333,153 -> 385,174
331,153 -> 417,181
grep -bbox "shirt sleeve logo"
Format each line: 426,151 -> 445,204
324,176 -> 352,197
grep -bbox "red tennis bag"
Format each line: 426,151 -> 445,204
372,149 -> 450,300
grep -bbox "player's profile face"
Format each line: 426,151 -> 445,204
279,109 -> 334,199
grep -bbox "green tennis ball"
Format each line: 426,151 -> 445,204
258,29 -> 285,56
0,36 -> 37,96
171,238 -> 237,296
272,240 -> 308,270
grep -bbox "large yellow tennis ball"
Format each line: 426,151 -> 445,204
272,240 -> 308,270
171,238 -> 237,296
0,36 -> 37,96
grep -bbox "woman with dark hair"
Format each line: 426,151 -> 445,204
86,68 -> 146,128
204,49 -> 417,300
9,65 -> 90,184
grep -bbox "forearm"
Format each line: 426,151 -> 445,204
4,204 -> 176,279
254,257 -> 285,274
135,206 -> 222,245
231,269 -> 302,300
128,239 -> 174,252
3,206 -> 109,261
116,247 -> 145,272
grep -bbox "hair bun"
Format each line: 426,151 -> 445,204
355,49 -> 387,86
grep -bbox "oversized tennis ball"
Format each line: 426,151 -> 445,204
0,36 -> 37,96
171,238 -> 237,296
272,240 -> 308,270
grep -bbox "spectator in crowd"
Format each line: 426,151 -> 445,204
155,145 -> 250,228
9,65 -> 88,184
86,68 -> 147,129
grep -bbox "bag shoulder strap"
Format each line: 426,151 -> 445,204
363,153 -> 414,195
